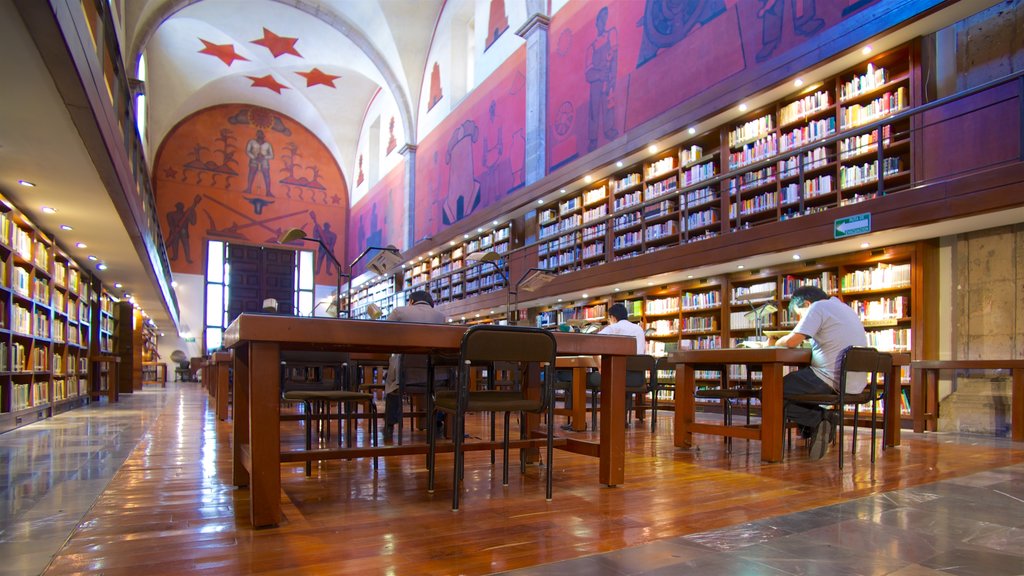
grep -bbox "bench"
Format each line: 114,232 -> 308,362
911,360 -> 1023,441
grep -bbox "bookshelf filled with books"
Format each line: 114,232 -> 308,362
350,274 -> 403,320
528,241 -> 932,419
0,199 -> 100,433
403,222 -> 513,309
530,46 -> 914,266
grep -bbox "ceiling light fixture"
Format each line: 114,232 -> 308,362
584,175 -> 593,183
648,144 -> 658,153
581,293 -> 588,298
688,127 -> 696,135
537,199 -> 544,205
492,220 -> 499,226
862,45 -> 872,55
559,188 -> 566,194
616,161 -> 623,167
738,103 -> 748,112
792,254 -> 801,260
96,263 -> 108,270
114,283 -> 123,288
794,78 -> 804,87
860,242 -> 871,249
738,264 -> 745,269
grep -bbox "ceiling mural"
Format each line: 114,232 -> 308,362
153,103 -> 348,285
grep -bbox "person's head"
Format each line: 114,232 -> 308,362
175,201 -> 184,211
255,129 -> 265,141
608,303 -> 629,322
788,286 -> 829,318
596,6 -> 608,32
409,290 -> 434,307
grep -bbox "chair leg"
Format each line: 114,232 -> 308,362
852,405 -> 859,455
838,408 -> 845,470
546,403 -> 554,501
651,393 -> 658,432
590,389 -> 599,431
502,412 -> 511,486
369,401 -> 379,470
303,400 -> 312,476
452,407 -> 464,511
427,405 -> 437,493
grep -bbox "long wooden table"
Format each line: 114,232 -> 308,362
223,314 -> 636,527
911,360 -> 1024,441
670,348 -> 909,463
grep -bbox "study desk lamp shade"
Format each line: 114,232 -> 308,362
278,228 -> 308,243
365,246 -> 403,276
466,251 -> 501,263
516,268 -> 557,292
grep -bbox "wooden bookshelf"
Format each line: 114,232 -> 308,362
0,198 -> 99,433
403,222 -> 513,308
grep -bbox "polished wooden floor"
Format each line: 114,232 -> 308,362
42,384 -> 1024,575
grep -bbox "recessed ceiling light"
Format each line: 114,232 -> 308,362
647,282 -> 654,286
613,287 -> 620,292
648,145 -> 658,153
75,242 -> 87,248
557,298 -> 563,302
794,78 -> 804,87
171,281 -> 178,288
559,188 -> 566,194
96,263 -> 108,270
584,175 -> 593,183
616,161 -> 623,167
42,206 -> 57,214
18,180 -> 35,187
475,314 -> 480,318
537,199 -> 544,205
860,242 -> 871,249
449,240 -> 456,246
792,254 -> 801,260
114,283 -> 123,288
490,310 -> 495,314
460,316 -> 466,321
688,127 -> 696,135
687,275 -> 694,279
862,45 -> 872,55
88,255 -> 97,261
738,103 -> 748,112
447,318 -> 453,322
60,224 -> 72,231
477,227 -> 483,233
738,264 -> 745,269
463,234 -> 469,239
492,220 -> 499,226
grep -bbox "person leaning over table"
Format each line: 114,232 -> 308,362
382,290 -> 446,441
767,285 -> 868,461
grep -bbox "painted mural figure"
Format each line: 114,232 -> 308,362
757,0 -> 825,62
585,6 -> 619,152
386,117 -> 397,155
310,211 -> 338,275
166,196 -> 200,264
635,0 -> 726,67
482,99 -> 514,196
443,120 -> 481,225
244,129 -> 274,196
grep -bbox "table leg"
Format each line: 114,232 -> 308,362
674,363 -> 695,449
570,367 -> 587,431
883,361 -> 901,447
232,346 -> 250,488
216,363 -> 230,421
1012,368 -> 1023,442
925,369 -> 939,432
911,367 -> 925,433
599,355 -> 625,486
249,342 -> 281,528
760,363 -> 784,463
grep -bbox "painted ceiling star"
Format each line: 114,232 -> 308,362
247,74 -> 289,94
296,68 -> 340,88
198,39 -> 249,66
251,28 -> 301,58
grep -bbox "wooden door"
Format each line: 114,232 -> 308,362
226,244 -> 296,323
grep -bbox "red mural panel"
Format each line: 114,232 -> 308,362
548,0 -> 881,171
348,163 -> 406,274
414,47 -> 526,241
153,104 -> 348,285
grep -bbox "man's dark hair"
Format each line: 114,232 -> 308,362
409,290 -> 434,307
608,303 -> 629,321
788,286 -> 829,314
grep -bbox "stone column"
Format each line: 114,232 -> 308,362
516,14 -> 550,185
399,143 -> 417,249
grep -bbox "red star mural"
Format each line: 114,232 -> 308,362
296,68 -> 341,88
163,167 -> 178,179
251,28 -> 301,58
247,74 -> 289,94
198,39 -> 249,66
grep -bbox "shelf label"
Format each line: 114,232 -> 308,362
834,213 -> 871,239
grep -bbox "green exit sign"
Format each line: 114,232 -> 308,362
834,213 -> 871,239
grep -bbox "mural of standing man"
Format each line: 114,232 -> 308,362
586,6 -> 619,152
245,129 -> 274,196
310,210 -> 338,275
166,195 -> 200,264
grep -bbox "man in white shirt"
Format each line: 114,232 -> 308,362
598,303 -> 647,354
771,286 -> 867,461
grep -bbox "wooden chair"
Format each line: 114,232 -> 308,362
787,346 -> 887,468
280,352 -> 378,474
427,325 -> 557,511
582,355 -> 657,430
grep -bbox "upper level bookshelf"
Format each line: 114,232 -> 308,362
350,275 -> 404,319
531,46 -> 914,266
402,222 -> 513,308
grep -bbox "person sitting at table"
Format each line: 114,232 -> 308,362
769,286 -> 867,461
382,290 -> 446,441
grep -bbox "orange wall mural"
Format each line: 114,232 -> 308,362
153,104 -> 348,285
